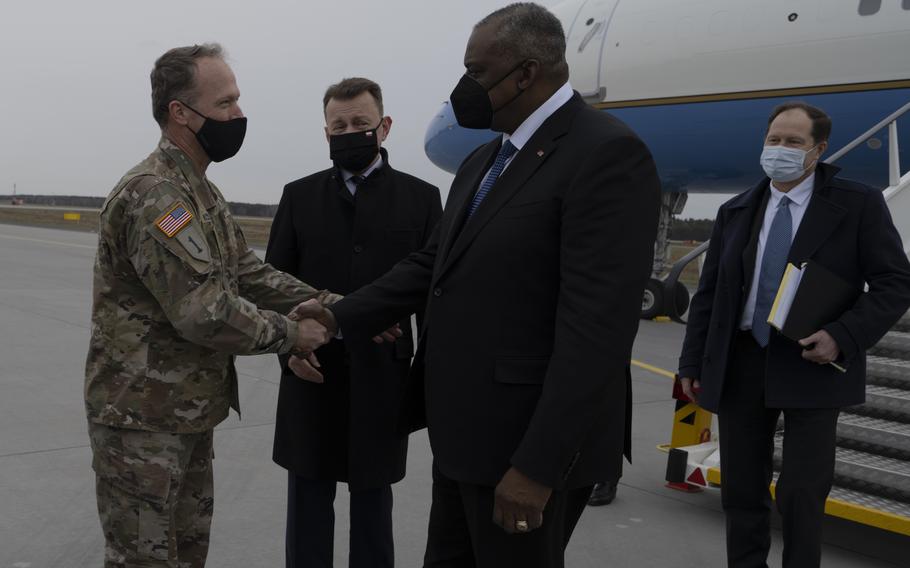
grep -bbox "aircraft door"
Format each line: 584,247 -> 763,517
564,0 -> 619,102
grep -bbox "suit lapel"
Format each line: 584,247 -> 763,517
741,186 -> 770,290
712,180 -> 763,290
734,165 -> 846,296
434,96 -> 584,284
332,171 -> 355,205
437,140 -> 500,263
788,175 -> 848,264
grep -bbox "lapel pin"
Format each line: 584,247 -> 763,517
536,150 -> 545,157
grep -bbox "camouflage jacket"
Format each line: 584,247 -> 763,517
85,137 -> 326,433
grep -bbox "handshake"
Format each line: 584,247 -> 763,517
286,298 -> 403,383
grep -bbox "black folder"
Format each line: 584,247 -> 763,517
774,260 -> 857,342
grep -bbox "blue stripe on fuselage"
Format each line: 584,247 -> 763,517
422,89 -> 910,193
608,88 -> 910,193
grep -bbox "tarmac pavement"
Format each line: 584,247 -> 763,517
0,223 -> 905,567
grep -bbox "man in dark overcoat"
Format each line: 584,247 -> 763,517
266,77 -> 442,568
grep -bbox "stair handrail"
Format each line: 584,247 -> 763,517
663,240 -> 710,324
825,100 -> 910,187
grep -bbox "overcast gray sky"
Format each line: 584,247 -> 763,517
0,0 -> 725,219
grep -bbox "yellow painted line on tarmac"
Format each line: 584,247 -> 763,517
0,232 -> 95,250
631,359 -> 676,379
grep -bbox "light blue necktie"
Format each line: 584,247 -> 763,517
468,140 -> 518,219
752,195 -> 793,347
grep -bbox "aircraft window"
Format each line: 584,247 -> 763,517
858,0 -> 881,16
904,0 -> 910,10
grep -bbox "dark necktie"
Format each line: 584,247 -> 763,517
468,140 -> 518,219
751,195 -> 793,347
349,175 -> 366,196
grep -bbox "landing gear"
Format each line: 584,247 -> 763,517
641,277 -> 692,320
640,191 -> 692,320
661,241 -> 708,323
667,279 -> 691,319
641,278 -> 664,320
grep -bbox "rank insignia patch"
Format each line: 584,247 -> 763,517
156,203 -> 193,237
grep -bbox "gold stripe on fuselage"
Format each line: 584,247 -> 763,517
593,79 -> 910,109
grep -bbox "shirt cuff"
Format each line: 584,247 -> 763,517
321,293 -> 344,306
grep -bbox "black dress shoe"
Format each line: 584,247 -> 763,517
587,481 -> 617,506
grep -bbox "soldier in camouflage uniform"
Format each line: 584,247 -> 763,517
84,43 -> 335,567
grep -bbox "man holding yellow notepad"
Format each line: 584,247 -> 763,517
677,102 -> 910,568
767,260 -> 858,373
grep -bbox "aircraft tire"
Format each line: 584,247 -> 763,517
672,280 -> 691,318
641,278 -> 663,320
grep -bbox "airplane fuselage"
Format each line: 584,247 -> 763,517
425,0 -> 910,193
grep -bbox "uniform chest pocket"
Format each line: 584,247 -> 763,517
208,213 -> 238,264
201,210 -> 240,281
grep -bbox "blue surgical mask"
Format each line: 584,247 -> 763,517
760,144 -> 818,182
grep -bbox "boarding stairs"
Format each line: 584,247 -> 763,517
665,101 -> 910,535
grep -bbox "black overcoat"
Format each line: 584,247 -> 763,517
679,163 -> 910,413
266,149 -> 442,488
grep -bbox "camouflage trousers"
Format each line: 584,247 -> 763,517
88,422 -> 214,568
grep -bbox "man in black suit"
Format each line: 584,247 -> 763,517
266,77 -> 442,568
678,102 -> 910,567
290,4 -> 660,566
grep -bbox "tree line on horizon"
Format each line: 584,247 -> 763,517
0,194 -> 279,219
0,194 -> 716,242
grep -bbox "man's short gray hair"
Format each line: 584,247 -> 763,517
150,43 -> 225,127
476,3 -> 567,68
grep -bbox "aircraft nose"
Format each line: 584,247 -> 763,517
423,101 -> 498,174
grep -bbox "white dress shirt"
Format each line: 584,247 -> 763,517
740,173 -> 816,329
476,82 -> 574,193
341,154 -> 384,196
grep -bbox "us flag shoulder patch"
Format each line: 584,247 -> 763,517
155,202 -> 193,237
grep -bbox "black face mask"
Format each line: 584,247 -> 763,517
449,62 -> 527,130
180,101 -> 247,163
329,123 -> 382,172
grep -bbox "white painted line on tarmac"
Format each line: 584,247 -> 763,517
0,232 -> 95,250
